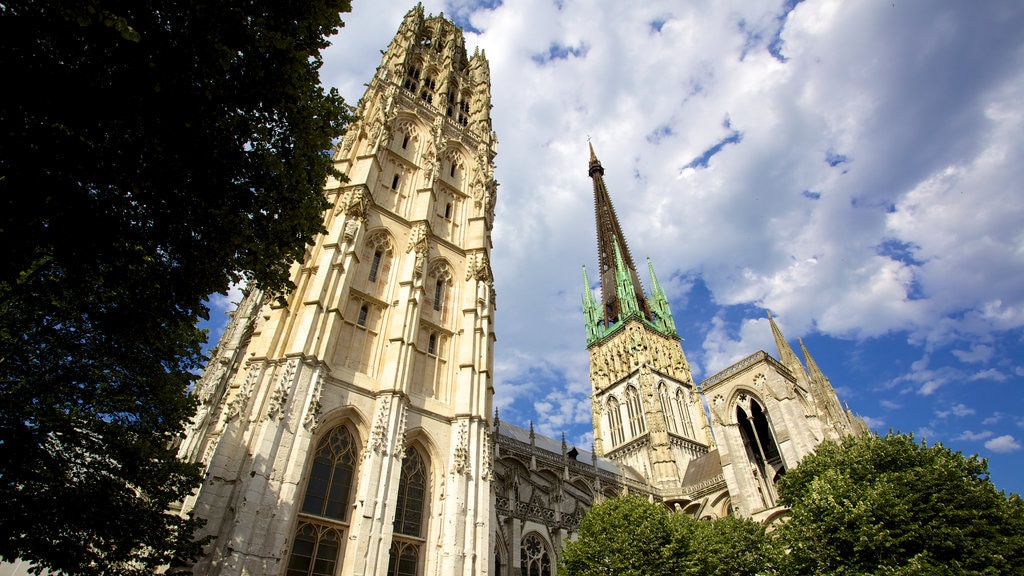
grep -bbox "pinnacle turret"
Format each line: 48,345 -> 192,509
647,257 -> 677,336
767,311 -> 804,378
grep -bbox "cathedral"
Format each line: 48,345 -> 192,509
177,6 -> 867,575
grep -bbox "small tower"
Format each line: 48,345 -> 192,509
700,313 -> 863,520
179,7 -> 498,575
583,146 -> 710,496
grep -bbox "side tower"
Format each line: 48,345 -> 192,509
179,7 -> 498,576
700,313 -> 866,520
582,145 -> 712,497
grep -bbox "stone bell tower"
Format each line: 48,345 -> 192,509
179,6 -> 498,575
582,145 -> 713,498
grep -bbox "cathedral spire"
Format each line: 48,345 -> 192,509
647,257 -> 677,336
589,144 -> 653,328
767,311 -> 804,377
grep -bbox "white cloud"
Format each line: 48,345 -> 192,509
936,403 -> 976,418
879,399 -> 902,410
985,435 -> 1023,453
952,344 -> 994,364
862,415 -> 885,430
970,368 -> 1009,382
956,430 -> 993,442
317,1 -> 1024,449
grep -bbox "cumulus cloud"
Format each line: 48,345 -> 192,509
985,435 -> 1023,453
936,403 -> 976,418
956,430 -> 993,442
315,1 -> 1024,486
953,344 -> 994,364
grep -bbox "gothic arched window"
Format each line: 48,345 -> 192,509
520,533 -> 551,576
427,333 -> 437,355
387,447 -> 430,576
676,389 -> 694,438
607,397 -> 624,447
357,305 -> 369,327
433,279 -> 444,312
369,251 -> 383,282
286,425 -> 359,576
737,397 -> 786,508
659,383 -> 678,435
625,386 -> 646,437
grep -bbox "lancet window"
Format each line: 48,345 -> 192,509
676,389 -> 694,438
659,383 -> 678,435
736,396 -> 786,507
387,446 -> 430,576
286,425 -> 359,576
625,386 -> 646,437
607,396 -> 625,447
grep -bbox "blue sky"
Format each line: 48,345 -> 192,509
207,0 -> 1024,494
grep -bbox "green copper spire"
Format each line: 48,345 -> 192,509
588,144 -> 653,327
582,265 -> 604,344
614,237 -> 640,318
647,257 -> 677,336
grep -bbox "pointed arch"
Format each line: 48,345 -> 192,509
658,382 -> 678,435
606,395 -> 625,447
427,259 -> 454,322
734,391 -> 786,508
386,443 -> 432,576
676,387 -> 694,438
624,385 -> 646,438
364,228 -> 396,293
285,423 -> 361,576
520,532 -> 553,576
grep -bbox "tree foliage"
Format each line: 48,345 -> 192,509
559,495 -> 777,576
776,432 -> 1024,575
0,0 -> 352,573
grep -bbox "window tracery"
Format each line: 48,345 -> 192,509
387,446 -> 430,576
286,425 -> 359,576
519,533 -> 551,576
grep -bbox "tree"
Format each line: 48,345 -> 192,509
559,495 -> 778,576
560,495 -> 682,576
776,432 -> 1024,575
674,514 -> 779,576
0,1 -> 353,573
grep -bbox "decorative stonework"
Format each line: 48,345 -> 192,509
589,322 -> 691,393
266,359 -> 296,421
368,395 -> 391,456
466,251 -> 492,283
303,369 -> 324,431
451,421 -> 470,476
393,400 -> 408,459
225,365 -> 259,422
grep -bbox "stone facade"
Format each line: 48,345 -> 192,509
179,6 -> 867,576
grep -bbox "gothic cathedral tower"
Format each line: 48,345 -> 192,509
582,146 -> 713,500
179,7 -> 498,575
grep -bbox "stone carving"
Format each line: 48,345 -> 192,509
393,400 -> 408,459
225,366 -> 259,422
451,421 -> 470,476
481,429 -> 494,481
266,359 -> 297,421
466,251 -> 492,283
368,396 -> 391,456
303,369 -> 324,431
709,394 -> 727,426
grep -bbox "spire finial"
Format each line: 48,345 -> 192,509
767,311 -> 804,376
